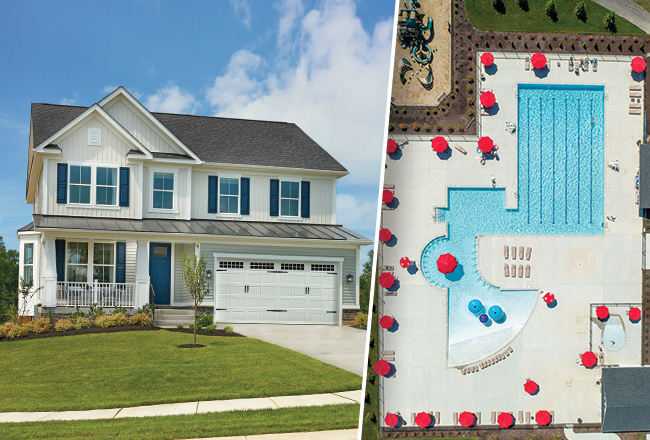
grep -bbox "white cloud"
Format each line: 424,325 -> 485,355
336,193 -> 378,232
145,85 -> 197,114
0,117 -> 29,136
230,0 -> 252,28
59,93 -> 79,106
206,0 -> 393,187
276,0 -> 304,49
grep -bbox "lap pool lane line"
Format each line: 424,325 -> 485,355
419,84 -> 605,368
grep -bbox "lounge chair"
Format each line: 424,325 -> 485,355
511,246 -> 517,260
525,57 -> 530,71
630,85 -> 642,92
568,58 -> 573,71
384,356 -> 395,361
518,411 -> 524,423
511,264 -> 516,276
453,412 -> 458,425
630,92 -> 642,98
383,183 -> 395,190
491,411 -> 496,424
455,144 -> 467,155
435,412 -> 440,424
504,263 -> 510,277
525,265 -> 531,278
525,247 -> 532,260
504,245 -> 509,259
526,411 -> 531,424
508,346 -> 513,353
476,412 -> 481,425
592,59 -> 598,72
518,265 -> 524,278
381,350 -> 395,356
630,108 -> 642,115
518,246 -> 524,259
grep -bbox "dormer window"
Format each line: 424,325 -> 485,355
280,181 -> 300,217
87,128 -> 101,146
152,172 -> 174,210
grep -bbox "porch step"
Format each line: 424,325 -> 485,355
153,308 -> 199,327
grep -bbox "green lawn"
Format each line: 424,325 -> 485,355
0,404 -> 359,440
464,0 -> 646,35
0,330 -> 360,412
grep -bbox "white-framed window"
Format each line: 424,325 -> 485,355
69,165 -> 92,204
23,243 -> 34,286
219,177 -> 239,214
152,171 -> 175,210
93,243 -> 115,283
280,180 -> 300,217
311,264 -> 335,272
96,167 -> 118,205
67,242 -> 89,282
250,262 -> 274,270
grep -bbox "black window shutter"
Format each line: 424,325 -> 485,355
119,167 -> 130,207
115,242 -> 126,283
208,176 -> 218,213
301,181 -> 310,218
56,163 -> 68,204
270,179 -> 279,217
240,177 -> 250,215
55,239 -> 65,282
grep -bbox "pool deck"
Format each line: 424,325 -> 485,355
381,53 -> 644,428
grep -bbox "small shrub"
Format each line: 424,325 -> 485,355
74,317 -> 91,329
399,123 -> 407,131
68,306 -> 86,321
112,306 -> 129,316
467,75 -> 474,83
365,411 -> 377,423
511,41 -> 516,48
423,125 -> 431,132
454,77 -> 459,84
583,42 -> 587,50
467,85 -> 473,93
435,124 -> 442,132
604,12 -> 617,33
467,97 -> 474,106
618,43 -> 623,51
129,313 -> 152,326
135,303 -> 155,319
112,312 -> 129,326
388,123 -> 394,131
55,319 -> 75,332
88,303 -> 105,319
355,312 -> 368,328
412,123 -> 420,131
189,323 -> 195,330
575,2 -> 587,22
588,35 -> 594,41
630,44 -> 634,51
177,324 -> 184,329
0,324 -> 8,339
401,108 -> 407,114
425,109 -> 430,115
369,335 -> 375,348
449,94 -> 455,100
446,124 -> 454,133
205,324 -> 216,333
457,124 -> 464,132
368,371 -> 376,385
196,313 -> 214,329
467,108 -> 475,117
559,42 -> 564,49
224,326 -> 234,335
536,41 -> 541,49
6,323 -> 28,338
454,85 -> 459,92
432,109 -> 437,115
607,43 -> 611,51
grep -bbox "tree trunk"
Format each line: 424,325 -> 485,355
194,304 -> 197,346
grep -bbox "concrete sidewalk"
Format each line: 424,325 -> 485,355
592,0 -> 650,33
0,390 -> 361,423
183,429 -> 358,440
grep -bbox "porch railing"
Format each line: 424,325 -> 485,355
56,281 -> 135,308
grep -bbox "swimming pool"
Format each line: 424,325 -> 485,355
421,84 -> 605,366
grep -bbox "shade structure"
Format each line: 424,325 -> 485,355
535,410 -> 552,426
596,305 -> 610,320
497,412 -> 514,428
478,136 -> 494,153
437,253 -> 458,274
387,139 -> 398,154
459,411 -> 476,427
632,56 -> 647,73
531,52 -> 547,69
489,305 -> 504,321
524,380 -> 539,395
385,413 -> 399,427
582,351 -> 598,368
378,228 -> 392,243
415,412 -> 432,428
468,299 -> 483,314
400,257 -> 411,268
431,136 -> 448,153
382,189 -> 394,204
629,307 -> 642,322
378,272 -> 395,288
379,315 -> 394,329
481,52 -> 494,66
480,91 -> 496,108
542,292 -> 555,304
374,360 -> 391,376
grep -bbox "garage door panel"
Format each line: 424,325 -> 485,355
248,286 -> 261,295
249,273 -> 262,284
247,298 -> 262,308
292,298 -> 306,308
277,299 -> 291,308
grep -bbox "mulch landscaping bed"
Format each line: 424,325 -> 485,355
0,325 -> 243,342
380,425 -> 602,439
389,0 -> 649,137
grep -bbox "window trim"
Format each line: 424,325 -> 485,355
217,174 -> 241,216
149,168 -> 178,213
65,161 -> 122,209
92,242 -> 117,284
279,178 -> 302,219
64,241 -> 116,284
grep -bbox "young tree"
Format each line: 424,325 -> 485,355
181,248 -> 209,346
15,277 -> 42,323
546,0 -> 558,22
492,0 -> 505,15
575,2 -> 587,22
604,11 -> 617,33
516,0 -> 529,12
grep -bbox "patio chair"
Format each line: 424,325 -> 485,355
504,245 -> 509,259
511,246 -> 517,260
504,263 -> 510,278
525,247 -> 532,260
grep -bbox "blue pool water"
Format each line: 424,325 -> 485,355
421,84 -> 605,365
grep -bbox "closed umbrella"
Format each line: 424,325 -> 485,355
415,412 -> 432,428
535,410 -> 551,426
478,136 -> 494,153
385,413 -> 399,427
431,136 -> 448,153
379,316 -> 394,329
459,411 -> 476,428
437,253 -> 458,274
382,190 -> 394,204
497,412 -> 514,428
387,139 -> 398,154
480,91 -> 496,107
581,351 -> 597,368
524,380 -> 539,395
632,56 -> 646,73
481,52 -> 494,67
378,228 -> 392,243
374,360 -> 391,376
531,52 -> 547,69
596,305 -> 609,320
378,272 -> 395,288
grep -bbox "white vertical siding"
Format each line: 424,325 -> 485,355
34,171 -> 43,214
174,243 -> 196,304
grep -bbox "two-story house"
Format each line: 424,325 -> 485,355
17,87 -> 371,325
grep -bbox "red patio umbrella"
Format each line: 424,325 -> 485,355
581,351 -> 597,368
379,315 -> 394,329
378,228 -> 392,243
378,272 -> 395,288
374,360 -> 391,376
524,380 -> 539,395
459,411 -> 476,428
478,136 -> 494,153
629,307 -> 642,322
596,305 -> 609,320
497,412 -> 514,428
431,136 -> 448,153
480,91 -> 496,108
632,56 -> 646,73
387,139 -> 398,154
382,189 -> 394,204
535,410 -> 552,426
400,257 -> 411,268
415,412 -> 432,428
542,292 -> 555,304
481,52 -> 494,67
437,253 -> 458,274
531,52 -> 547,69
385,413 -> 399,427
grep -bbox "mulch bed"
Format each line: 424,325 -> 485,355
0,325 -> 243,343
389,0 -> 649,137
381,425 -> 601,439
177,344 -> 206,348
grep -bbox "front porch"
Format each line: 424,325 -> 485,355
56,281 -> 136,308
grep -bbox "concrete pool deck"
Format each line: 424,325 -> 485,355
381,53 -> 644,428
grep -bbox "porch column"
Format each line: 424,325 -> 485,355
42,237 -> 58,307
135,240 -> 150,308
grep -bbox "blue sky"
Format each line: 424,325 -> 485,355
0,0 -> 395,257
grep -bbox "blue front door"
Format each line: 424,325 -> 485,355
150,243 -> 171,305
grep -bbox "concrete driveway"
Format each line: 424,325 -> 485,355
226,324 -> 367,376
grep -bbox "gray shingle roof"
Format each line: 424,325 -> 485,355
30,103 -> 347,173
601,366 -> 650,432
31,215 -> 371,243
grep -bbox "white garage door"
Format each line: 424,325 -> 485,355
214,259 -> 339,325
